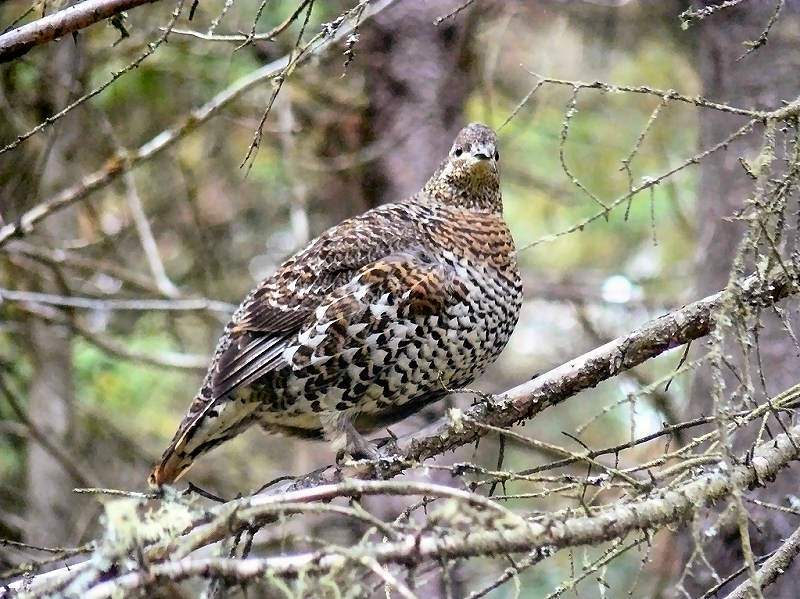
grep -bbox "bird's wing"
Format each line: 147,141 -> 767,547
151,224 -> 456,486
355,250 -> 461,316
207,204 -> 422,400
280,248 -> 468,392
168,204 -> 419,431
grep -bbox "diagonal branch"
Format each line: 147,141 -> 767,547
723,524 -> 800,599
340,269 -> 797,485
0,0 -> 160,63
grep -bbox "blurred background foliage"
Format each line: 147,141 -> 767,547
1,0 -> 788,596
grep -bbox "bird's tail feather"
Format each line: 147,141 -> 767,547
149,396 -> 260,487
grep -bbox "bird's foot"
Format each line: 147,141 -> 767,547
324,412 -> 402,467
335,433 -> 381,464
324,412 -> 377,465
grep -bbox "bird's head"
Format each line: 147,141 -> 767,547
424,122 -> 501,211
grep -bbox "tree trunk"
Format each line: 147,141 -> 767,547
24,322 -> 75,545
359,1 -> 476,207
689,3 -> 800,596
23,38 -> 88,546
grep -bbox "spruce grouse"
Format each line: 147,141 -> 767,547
150,123 -> 522,486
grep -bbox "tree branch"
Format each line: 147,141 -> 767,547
0,287 -> 236,313
0,0 -> 160,63
72,422 -> 800,598
9,270 -> 799,595
339,270 -> 797,485
724,524 -> 800,599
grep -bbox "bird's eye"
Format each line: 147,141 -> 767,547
494,150 -> 500,161
453,146 -> 463,157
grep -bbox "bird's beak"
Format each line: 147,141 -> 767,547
471,142 -> 495,162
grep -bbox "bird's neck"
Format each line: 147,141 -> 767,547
422,174 -> 502,213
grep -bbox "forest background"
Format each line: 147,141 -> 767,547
2,0 -> 800,597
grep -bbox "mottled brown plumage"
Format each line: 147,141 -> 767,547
150,123 -> 522,486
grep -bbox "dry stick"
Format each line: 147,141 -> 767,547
0,0 -> 160,62
723,524 -> 800,599
0,538 -> 92,555
123,171 -> 180,298
0,288 -> 235,313
75,423 -> 800,598
464,549 -> 547,599
680,0 -> 751,25
524,72 -> 763,119
542,537 -> 646,599
457,408 -> 717,486
433,0 -> 476,25
184,0 -> 312,40
465,418 -> 645,489
240,0 -> 315,169
558,86 -> 609,212
0,542 -> 95,583
0,0 -> 395,249
745,497 -> 800,518
737,0 -> 785,61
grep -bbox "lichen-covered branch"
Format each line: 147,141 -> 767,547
54,421 -> 800,597
724,525 -> 800,599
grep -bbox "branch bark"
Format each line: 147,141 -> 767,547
0,0 -> 160,63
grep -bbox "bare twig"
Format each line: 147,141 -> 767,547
434,0 -> 476,25
122,172 -> 180,298
0,287 -> 235,313
0,0 -> 185,154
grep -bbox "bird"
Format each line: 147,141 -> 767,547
149,122 -> 523,486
